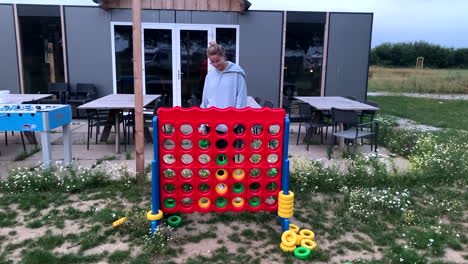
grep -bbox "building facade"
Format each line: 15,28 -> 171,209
0,2 -> 373,107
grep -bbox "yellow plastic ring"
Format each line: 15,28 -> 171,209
112,217 -> 127,227
281,230 -> 298,247
279,199 -> 294,206
299,229 -> 315,240
278,204 -> 294,210
232,197 -> 244,208
215,183 -> 228,194
198,197 -> 211,208
280,242 -> 296,252
300,239 -> 317,250
278,208 -> 294,215
216,169 -> 228,180
296,235 -> 303,246
146,210 -> 163,221
232,169 -> 245,180
278,191 -> 294,201
289,224 -> 300,234
278,212 -> 293,218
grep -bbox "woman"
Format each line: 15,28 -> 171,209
200,41 -> 247,109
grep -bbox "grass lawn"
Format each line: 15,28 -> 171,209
368,95 -> 468,130
368,66 -> 468,94
0,118 -> 467,263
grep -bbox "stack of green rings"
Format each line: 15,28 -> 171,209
167,215 -> 182,227
216,154 -> 228,165
249,196 -> 261,207
294,247 -> 311,260
164,198 -> 176,209
215,197 -> 227,208
232,183 -> 245,193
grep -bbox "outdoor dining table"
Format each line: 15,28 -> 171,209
78,94 -> 160,154
294,96 -> 379,147
8,94 -> 53,104
247,96 -> 261,108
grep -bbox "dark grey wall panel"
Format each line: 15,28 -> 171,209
142,10 -> 159,22
160,10 -> 175,23
17,4 -> 60,17
176,11 -> 191,23
192,11 -> 238,24
0,5 -> 20,93
325,13 -> 372,102
239,11 -> 283,107
111,9 -> 159,23
65,7 -> 113,97
111,9 -> 131,21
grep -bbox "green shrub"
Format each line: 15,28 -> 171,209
3,162 -> 109,193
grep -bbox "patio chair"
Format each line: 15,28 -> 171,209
2,131 -> 27,152
254,96 -> 262,105
124,98 -> 162,150
40,83 -> 69,104
360,100 -> 379,122
68,83 -> 97,119
263,100 -> 274,108
86,109 -> 113,150
283,96 -> 300,123
296,103 -> 312,145
187,95 -> 200,107
330,108 -> 378,152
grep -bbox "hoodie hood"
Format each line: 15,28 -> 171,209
218,61 -> 245,77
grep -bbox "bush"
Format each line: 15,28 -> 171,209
3,161 -> 110,193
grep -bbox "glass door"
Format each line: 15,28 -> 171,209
142,26 -> 175,107
177,27 -> 212,107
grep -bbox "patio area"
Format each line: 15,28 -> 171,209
0,119 -> 409,180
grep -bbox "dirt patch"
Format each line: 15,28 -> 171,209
443,248 -> 467,263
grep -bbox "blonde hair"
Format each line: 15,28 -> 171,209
207,40 -> 225,57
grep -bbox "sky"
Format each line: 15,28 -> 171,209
3,0 -> 467,48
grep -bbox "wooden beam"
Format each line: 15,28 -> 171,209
60,5 -> 68,83
174,0 -> 185,10
132,0 -> 145,181
230,0 -> 240,11
219,0 -> 230,11
186,0 -> 197,10
152,0 -> 162,9
279,11 -> 286,108
162,0 -> 174,9
320,12 -> 329,97
196,0 -> 208,10
207,0 -> 219,11
142,0 -> 152,9
13,4 -> 25,94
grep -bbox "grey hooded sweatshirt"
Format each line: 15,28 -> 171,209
200,61 -> 247,109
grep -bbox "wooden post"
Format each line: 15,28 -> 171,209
132,0 -> 145,182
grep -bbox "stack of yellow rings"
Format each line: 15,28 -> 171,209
280,230 -> 297,252
146,210 -> 163,221
278,191 -> 294,218
281,224 -> 318,255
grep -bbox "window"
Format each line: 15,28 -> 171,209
284,12 -> 326,97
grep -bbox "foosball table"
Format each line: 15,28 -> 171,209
0,104 -> 72,166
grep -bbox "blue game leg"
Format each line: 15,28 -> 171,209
279,117 -> 291,233
151,117 -> 161,236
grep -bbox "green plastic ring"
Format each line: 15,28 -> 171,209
167,215 -> 182,227
232,183 -> 245,194
215,197 -> 228,208
216,154 -> 228,166
294,247 -> 311,260
249,196 -> 261,207
198,139 -> 210,148
164,198 -> 176,209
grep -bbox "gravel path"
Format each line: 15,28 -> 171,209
368,92 -> 468,100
